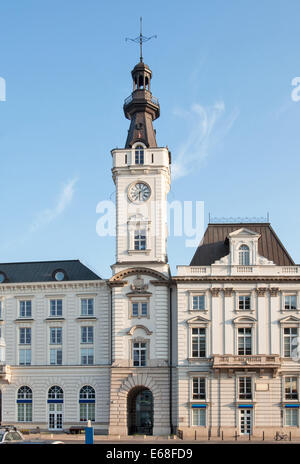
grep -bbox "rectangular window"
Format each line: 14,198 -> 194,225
192,408 -> 206,426
19,328 -> 31,345
80,403 -> 95,422
239,376 -> 252,400
81,348 -> 94,365
50,299 -> 63,317
17,403 -> 32,422
131,302 -> 148,318
81,299 -> 94,316
133,342 -> 147,367
284,327 -> 298,357
50,348 -> 62,365
238,328 -> 252,355
192,377 -> 206,400
285,377 -> 298,400
191,328 -> 206,358
192,295 -> 205,311
285,295 -> 297,310
135,148 -> 144,165
81,326 -> 94,344
19,349 -> 31,366
285,408 -> 299,426
50,327 -> 62,345
134,229 -> 146,251
19,301 -> 32,318
239,295 -> 251,311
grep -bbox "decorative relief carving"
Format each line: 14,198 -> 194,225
256,287 -> 267,297
210,288 -> 221,297
270,287 -> 279,297
224,288 -> 234,297
131,275 -> 149,293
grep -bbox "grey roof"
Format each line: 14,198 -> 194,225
190,223 -> 295,266
0,260 -> 101,283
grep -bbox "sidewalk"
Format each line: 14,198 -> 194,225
23,432 -> 300,444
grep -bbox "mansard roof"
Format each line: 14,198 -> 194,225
190,223 -> 294,266
0,259 -> 101,283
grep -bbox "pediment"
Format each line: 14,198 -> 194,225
233,315 -> 257,324
127,324 -> 153,335
186,315 -> 210,325
279,315 -> 300,324
228,228 -> 260,239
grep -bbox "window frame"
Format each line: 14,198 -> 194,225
284,294 -> 298,311
19,300 -> 32,319
192,376 -> 206,401
238,376 -> 253,400
134,145 -> 144,165
237,327 -> 252,355
283,327 -> 298,358
191,327 -> 207,359
49,299 -> 63,317
80,298 -> 94,317
285,408 -> 299,427
191,407 -> 206,427
284,376 -> 299,401
17,386 -> 33,422
80,347 -> 94,365
130,300 -> 149,319
239,244 -> 250,266
132,340 -> 147,367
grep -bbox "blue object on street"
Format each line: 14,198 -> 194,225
85,426 -> 94,444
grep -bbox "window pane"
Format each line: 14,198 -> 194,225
192,409 -> 206,426
193,296 -> 205,310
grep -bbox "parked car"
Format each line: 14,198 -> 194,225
0,426 -> 64,444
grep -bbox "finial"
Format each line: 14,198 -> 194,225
126,17 -> 157,62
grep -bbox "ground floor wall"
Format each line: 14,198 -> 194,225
0,366 -> 110,433
177,368 -> 300,439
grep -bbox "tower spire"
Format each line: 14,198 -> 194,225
124,19 -> 159,148
125,17 -> 157,63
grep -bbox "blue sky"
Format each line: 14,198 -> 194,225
0,0 -> 300,277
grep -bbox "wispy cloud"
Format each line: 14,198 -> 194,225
172,102 -> 239,180
30,177 -> 78,233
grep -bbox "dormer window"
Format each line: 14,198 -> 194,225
135,145 -> 144,165
239,245 -> 250,266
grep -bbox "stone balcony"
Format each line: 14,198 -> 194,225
212,354 -> 281,376
0,364 -> 11,383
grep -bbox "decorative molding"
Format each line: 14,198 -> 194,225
110,267 -> 169,283
256,287 -> 267,296
224,288 -> 234,297
127,324 -> 153,336
270,287 -> 279,297
210,288 -> 221,297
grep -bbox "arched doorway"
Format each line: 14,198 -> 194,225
127,387 -> 153,435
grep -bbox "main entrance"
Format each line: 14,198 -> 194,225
127,387 -> 153,435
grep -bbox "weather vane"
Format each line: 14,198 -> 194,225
126,17 -> 157,63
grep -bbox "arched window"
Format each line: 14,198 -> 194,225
135,145 -> 144,165
48,386 -> 63,401
17,386 -> 32,422
239,245 -> 250,266
79,386 -> 95,422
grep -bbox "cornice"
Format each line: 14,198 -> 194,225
173,276 -> 300,283
0,280 -> 107,293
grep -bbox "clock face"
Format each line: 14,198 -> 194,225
128,182 -> 151,202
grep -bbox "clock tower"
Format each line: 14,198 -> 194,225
108,49 -> 174,436
111,57 -> 171,276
